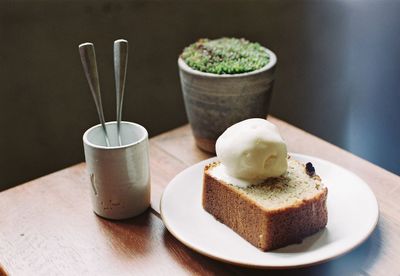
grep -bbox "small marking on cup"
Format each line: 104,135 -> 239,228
90,173 -> 98,196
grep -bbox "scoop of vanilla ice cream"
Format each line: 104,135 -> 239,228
215,118 -> 288,180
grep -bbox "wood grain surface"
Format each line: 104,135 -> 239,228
0,117 -> 399,275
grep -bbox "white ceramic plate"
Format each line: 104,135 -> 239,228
160,153 -> 379,268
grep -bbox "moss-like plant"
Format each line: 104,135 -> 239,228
181,37 -> 269,75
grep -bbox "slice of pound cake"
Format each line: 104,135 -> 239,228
203,156 -> 328,251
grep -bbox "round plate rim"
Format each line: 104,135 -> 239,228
159,153 -> 379,269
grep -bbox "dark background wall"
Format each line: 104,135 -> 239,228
0,0 -> 399,191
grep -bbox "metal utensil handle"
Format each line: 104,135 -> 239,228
79,42 -> 110,147
113,39 -> 128,146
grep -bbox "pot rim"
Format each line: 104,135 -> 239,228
178,47 -> 277,78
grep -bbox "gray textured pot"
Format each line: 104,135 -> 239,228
178,48 -> 277,153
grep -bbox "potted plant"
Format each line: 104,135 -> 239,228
178,37 -> 277,153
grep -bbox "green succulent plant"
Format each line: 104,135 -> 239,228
181,37 -> 269,75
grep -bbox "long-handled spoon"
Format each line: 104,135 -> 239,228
113,39 -> 128,146
79,42 -> 110,147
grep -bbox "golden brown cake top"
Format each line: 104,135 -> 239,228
205,157 -> 326,210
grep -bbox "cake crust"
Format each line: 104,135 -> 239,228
202,160 -> 328,251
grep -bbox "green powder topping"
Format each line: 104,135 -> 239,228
181,37 -> 269,75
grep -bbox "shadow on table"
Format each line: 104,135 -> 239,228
94,208 -> 154,258
162,220 -> 383,275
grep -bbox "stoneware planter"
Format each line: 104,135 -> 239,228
178,48 -> 277,153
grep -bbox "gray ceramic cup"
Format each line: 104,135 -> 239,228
83,121 -> 150,220
178,48 -> 277,153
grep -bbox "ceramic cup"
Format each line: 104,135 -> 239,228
83,121 -> 150,220
178,48 -> 277,153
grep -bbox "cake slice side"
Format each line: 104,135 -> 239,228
203,171 -> 270,250
202,159 -> 328,251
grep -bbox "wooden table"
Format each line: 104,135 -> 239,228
0,117 -> 399,276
